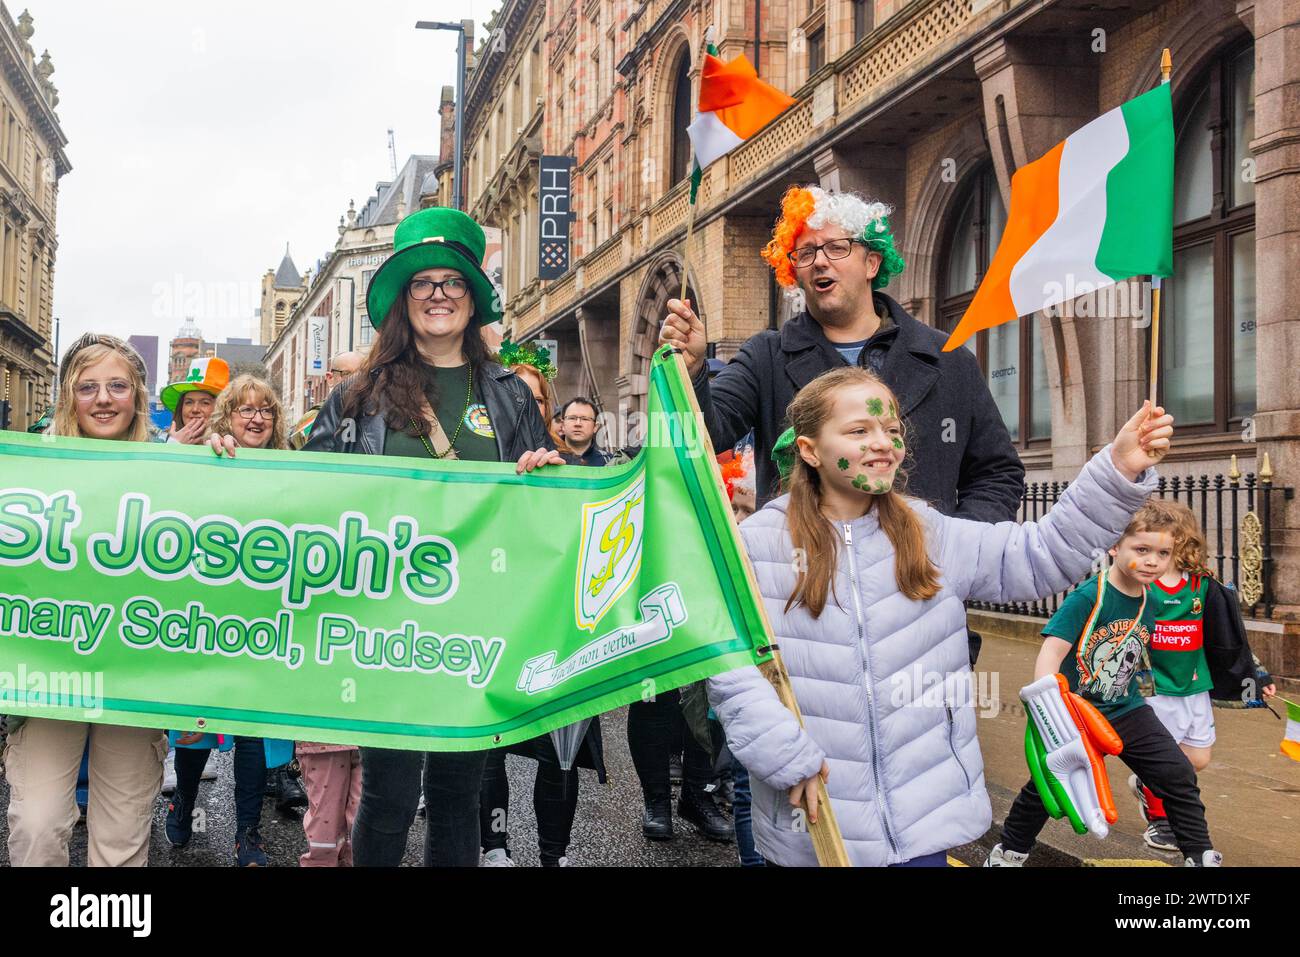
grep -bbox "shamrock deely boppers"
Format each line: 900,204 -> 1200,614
497,337 -> 556,380
1021,673 -> 1123,838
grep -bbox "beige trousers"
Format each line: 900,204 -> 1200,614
4,718 -> 166,866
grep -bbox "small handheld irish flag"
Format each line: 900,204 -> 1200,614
943,84 -> 1174,352
1283,698 -> 1300,762
686,41 -> 795,203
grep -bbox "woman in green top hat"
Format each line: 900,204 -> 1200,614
161,356 -> 230,445
305,206 -> 563,867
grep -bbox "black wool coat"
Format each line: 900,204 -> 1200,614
692,293 -> 1026,521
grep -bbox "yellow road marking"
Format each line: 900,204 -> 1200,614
1082,858 -> 1171,867
947,855 -> 968,867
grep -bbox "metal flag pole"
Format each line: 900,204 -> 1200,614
680,151 -> 698,304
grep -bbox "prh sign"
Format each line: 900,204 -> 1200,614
539,155 -> 573,280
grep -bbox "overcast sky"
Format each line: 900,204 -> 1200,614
31,0 -> 494,382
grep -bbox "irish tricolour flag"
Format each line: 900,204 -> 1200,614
1284,699 -> 1300,762
686,45 -> 795,203
943,84 -> 1174,352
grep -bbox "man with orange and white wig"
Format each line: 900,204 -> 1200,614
659,184 -> 1024,524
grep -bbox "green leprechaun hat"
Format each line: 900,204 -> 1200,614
366,207 -> 503,329
160,356 -> 230,412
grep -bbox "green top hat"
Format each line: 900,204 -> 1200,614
366,207 -> 502,330
160,356 -> 231,412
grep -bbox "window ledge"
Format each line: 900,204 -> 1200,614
1089,431 -> 1254,465
1018,446 -> 1052,473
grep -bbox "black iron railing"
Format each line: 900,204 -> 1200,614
967,459 -> 1293,621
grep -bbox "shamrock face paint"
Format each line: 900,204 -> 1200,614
799,381 -> 905,499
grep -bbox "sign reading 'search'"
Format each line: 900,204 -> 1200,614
0,348 -> 770,751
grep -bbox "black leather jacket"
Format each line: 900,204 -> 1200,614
304,360 -> 552,460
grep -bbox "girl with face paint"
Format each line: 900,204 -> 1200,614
707,366 -> 1175,866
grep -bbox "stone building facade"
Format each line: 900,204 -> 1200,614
0,5 -> 69,430
467,0 -> 1300,674
258,246 -> 307,347
262,155 -> 441,423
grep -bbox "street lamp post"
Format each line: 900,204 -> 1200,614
415,19 -> 472,211
52,315 -> 60,397
338,276 -> 357,352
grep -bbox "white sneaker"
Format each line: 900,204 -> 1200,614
1127,774 -> 1150,824
984,843 -> 1028,867
1185,849 -> 1223,867
481,848 -> 515,867
161,749 -> 177,796
556,856 -> 570,867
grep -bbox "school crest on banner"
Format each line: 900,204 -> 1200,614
575,473 -> 644,632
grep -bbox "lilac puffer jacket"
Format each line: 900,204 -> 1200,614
708,446 -> 1156,866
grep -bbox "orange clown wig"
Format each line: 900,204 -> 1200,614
761,185 -> 905,290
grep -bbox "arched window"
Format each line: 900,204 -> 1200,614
937,164 -> 1050,445
669,53 -> 692,186
1160,44 -> 1255,432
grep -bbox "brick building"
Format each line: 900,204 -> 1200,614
467,0 -> 1300,674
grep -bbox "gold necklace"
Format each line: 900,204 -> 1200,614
412,364 -> 474,459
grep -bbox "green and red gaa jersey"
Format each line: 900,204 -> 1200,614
1147,573 -> 1213,696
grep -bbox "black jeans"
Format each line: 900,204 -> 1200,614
627,688 -> 711,798
351,747 -> 486,867
173,736 -> 266,833
1000,703 -> 1212,857
479,737 -> 580,865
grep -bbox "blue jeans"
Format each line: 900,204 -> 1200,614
173,735 -> 266,833
731,759 -> 765,867
352,747 -> 486,867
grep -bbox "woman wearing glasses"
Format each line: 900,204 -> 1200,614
303,206 -> 561,867
205,374 -> 288,456
5,334 -> 169,866
177,375 -> 292,865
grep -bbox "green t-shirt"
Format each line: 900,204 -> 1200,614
1147,574 -> 1213,696
1043,572 -> 1156,719
383,363 -> 499,463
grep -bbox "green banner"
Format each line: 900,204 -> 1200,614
0,347 -> 771,750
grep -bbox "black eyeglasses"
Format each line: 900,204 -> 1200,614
407,278 -> 468,301
235,406 -> 275,421
788,237 -> 866,268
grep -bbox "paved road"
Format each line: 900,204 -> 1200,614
972,632 -> 1300,867
0,706 -> 741,867
7,637 -> 1296,868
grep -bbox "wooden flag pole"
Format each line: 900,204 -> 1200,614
1148,280 -> 1162,409
670,347 -> 852,867
1149,48 -> 1173,413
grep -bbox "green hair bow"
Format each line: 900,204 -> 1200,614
772,427 -> 798,484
